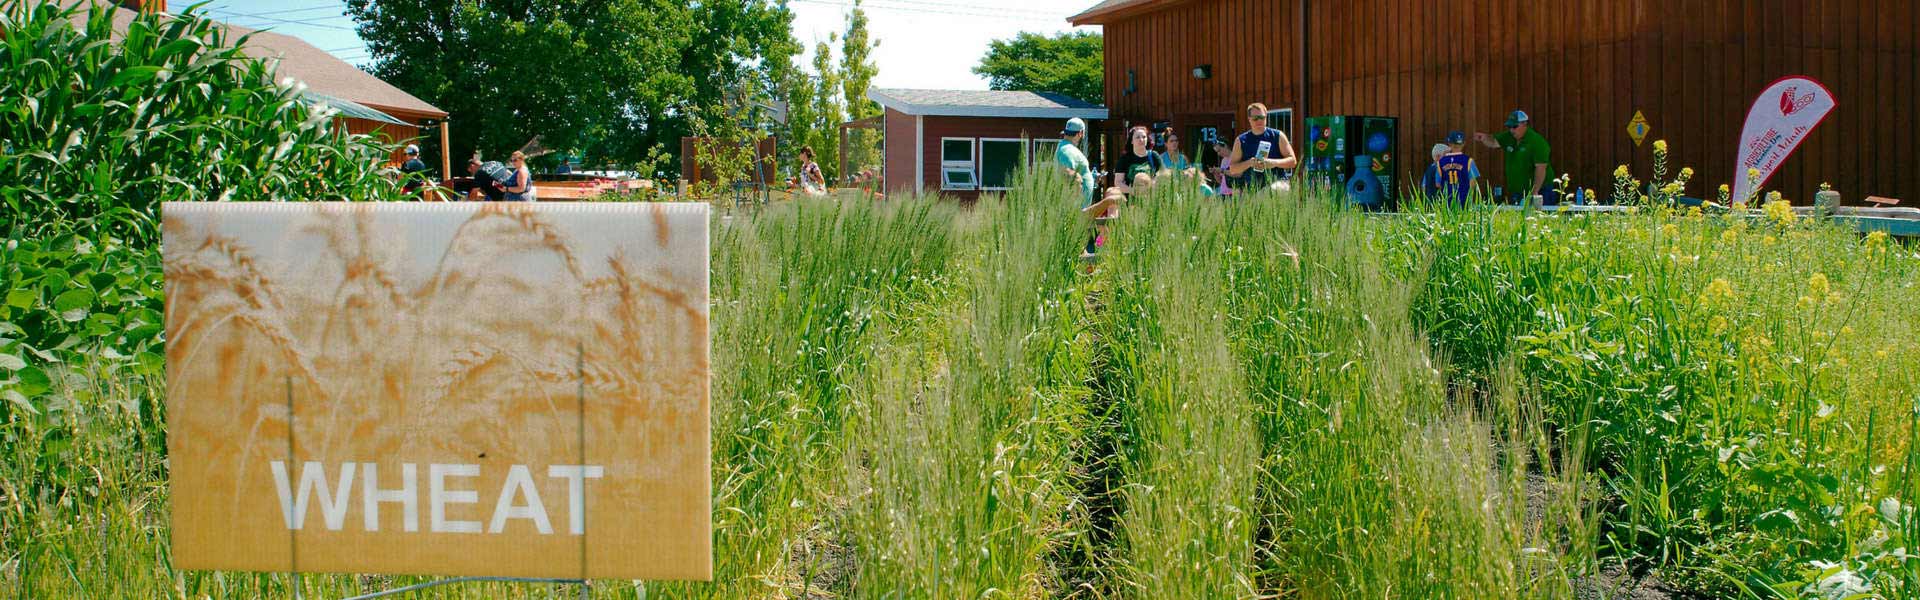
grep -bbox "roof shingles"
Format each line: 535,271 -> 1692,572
868,88 -> 1107,119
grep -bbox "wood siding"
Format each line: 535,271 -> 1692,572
884,108 -> 918,194
1099,0 -> 1920,203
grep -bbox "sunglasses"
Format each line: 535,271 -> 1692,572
1249,114 -> 1266,121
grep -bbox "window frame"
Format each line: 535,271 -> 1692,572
1266,108 -> 1295,136
1031,138 -> 1061,165
939,137 -> 976,190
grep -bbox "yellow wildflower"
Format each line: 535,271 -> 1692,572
1808,273 -> 1831,297
1614,165 -> 1631,178
1747,168 -> 1761,180
1653,140 -> 1669,153
1840,326 -> 1854,336
1865,230 -> 1889,247
1687,206 -> 1703,219
1709,315 -> 1730,334
1679,167 -> 1696,180
1720,228 -> 1739,243
1764,235 -> 1778,245
1764,199 -> 1797,225
1702,278 -> 1736,305
1662,223 -> 1680,237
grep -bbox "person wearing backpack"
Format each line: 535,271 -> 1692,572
502,150 -> 537,201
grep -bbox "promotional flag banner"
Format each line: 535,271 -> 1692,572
1731,76 -> 1836,205
163,202 -> 711,580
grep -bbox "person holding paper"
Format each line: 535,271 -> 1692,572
1228,102 -> 1297,192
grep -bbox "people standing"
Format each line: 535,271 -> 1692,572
1056,118 -> 1114,255
1156,129 -> 1192,173
797,146 -> 827,197
1474,110 -> 1557,205
502,150 -> 537,201
399,144 -> 430,196
1434,131 -> 1481,205
1211,138 -> 1235,198
1227,103 -> 1297,192
1114,125 -> 1164,193
1421,142 -> 1450,200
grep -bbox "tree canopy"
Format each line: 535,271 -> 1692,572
345,0 -> 796,175
973,31 -> 1103,106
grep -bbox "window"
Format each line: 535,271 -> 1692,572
1032,139 -> 1061,164
1266,108 -> 1294,135
940,138 -> 975,190
979,138 -> 1025,190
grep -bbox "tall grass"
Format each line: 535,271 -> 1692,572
1088,183 -> 1567,598
7,161 -> 1918,598
1387,202 -> 1920,597
841,172 -> 1096,595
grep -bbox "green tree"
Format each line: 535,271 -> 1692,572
973,31 -> 1103,105
807,37 -> 844,183
345,0 -> 795,177
838,1 -> 880,176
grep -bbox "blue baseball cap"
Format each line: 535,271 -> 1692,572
1062,117 -> 1086,135
1444,130 -> 1466,145
1504,110 -> 1530,127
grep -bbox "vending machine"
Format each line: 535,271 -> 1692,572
1303,115 -> 1399,210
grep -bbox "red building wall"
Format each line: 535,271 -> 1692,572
883,111 -> 1100,200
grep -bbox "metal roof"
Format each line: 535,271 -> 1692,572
867,88 -> 1108,120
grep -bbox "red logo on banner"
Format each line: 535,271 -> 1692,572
1779,87 -> 1815,115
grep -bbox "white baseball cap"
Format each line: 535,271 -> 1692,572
405,144 -> 420,155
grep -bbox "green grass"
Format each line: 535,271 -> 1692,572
5,179 -> 1919,598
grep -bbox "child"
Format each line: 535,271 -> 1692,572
1433,131 -> 1480,205
1421,143 -> 1449,200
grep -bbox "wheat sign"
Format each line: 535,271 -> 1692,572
161,202 -> 711,580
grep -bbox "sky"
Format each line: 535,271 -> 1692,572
194,0 -> 1101,90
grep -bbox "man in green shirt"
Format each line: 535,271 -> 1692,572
1473,110 -> 1560,205
1055,117 -> 1097,205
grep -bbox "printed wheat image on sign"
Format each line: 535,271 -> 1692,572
160,202 -> 711,581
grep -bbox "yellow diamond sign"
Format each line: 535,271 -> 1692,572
1628,111 -> 1650,146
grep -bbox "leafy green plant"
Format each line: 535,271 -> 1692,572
0,0 -> 405,244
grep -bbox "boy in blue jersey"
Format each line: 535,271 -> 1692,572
1430,131 -> 1480,205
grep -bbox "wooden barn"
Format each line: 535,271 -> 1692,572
1070,0 -> 1920,204
869,88 -> 1108,199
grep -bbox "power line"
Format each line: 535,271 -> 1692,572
852,0 -> 1066,18
205,2 -> 346,19
791,0 -> 1068,22
217,13 -> 358,32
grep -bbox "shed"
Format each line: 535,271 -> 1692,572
1071,0 -> 1920,205
869,88 -> 1108,200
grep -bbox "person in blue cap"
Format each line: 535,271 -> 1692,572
1055,118 -> 1095,203
1055,117 -> 1114,254
1422,131 -> 1480,205
1474,110 -> 1557,205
